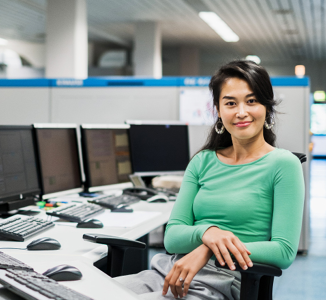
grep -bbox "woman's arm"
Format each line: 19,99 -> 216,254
244,154 -> 305,269
164,154 -> 214,254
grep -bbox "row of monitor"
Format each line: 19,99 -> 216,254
0,123 -> 190,213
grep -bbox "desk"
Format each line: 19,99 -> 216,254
0,201 -> 174,299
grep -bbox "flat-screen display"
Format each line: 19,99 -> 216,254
81,125 -> 132,191
311,103 -> 326,135
34,125 -> 83,199
0,125 -> 40,211
128,123 -> 190,175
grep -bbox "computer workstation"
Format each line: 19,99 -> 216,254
0,121 -> 186,300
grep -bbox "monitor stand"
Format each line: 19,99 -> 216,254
0,197 -> 35,216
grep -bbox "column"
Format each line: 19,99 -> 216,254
133,22 -> 162,78
46,0 -> 88,79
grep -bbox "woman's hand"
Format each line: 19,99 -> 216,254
162,244 -> 212,298
202,226 -> 253,271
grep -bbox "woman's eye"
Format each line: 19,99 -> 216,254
226,102 -> 236,106
248,99 -> 256,104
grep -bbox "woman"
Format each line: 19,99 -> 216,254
115,60 -> 305,300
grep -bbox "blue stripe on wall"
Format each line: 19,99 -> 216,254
0,76 -> 310,87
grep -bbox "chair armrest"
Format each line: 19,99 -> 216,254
83,233 -> 146,249
215,260 -> 282,277
83,233 -> 146,277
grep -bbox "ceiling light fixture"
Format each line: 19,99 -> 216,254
295,65 -> 305,77
0,38 -> 8,46
246,55 -> 261,64
199,12 -> 239,42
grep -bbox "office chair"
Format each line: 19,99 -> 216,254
84,152 -> 307,300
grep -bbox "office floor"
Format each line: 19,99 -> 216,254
149,159 -> 326,299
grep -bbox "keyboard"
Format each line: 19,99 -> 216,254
88,194 -> 140,210
0,251 -> 33,271
0,269 -> 93,300
46,203 -> 105,222
0,217 -> 55,242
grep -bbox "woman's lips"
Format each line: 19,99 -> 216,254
234,121 -> 252,127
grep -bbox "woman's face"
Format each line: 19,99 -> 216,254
217,77 -> 267,143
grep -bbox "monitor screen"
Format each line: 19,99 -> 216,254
34,125 -> 83,199
128,123 -> 190,175
0,125 -> 40,211
81,125 -> 132,191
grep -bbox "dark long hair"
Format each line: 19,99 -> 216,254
201,60 -> 277,151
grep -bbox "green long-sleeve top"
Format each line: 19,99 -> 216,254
164,148 -> 305,269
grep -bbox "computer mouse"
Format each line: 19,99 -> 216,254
76,219 -> 103,228
111,204 -> 133,213
42,264 -> 82,281
146,195 -> 169,203
27,237 -> 61,251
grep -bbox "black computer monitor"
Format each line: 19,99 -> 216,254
33,124 -> 83,199
0,125 -> 40,212
80,124 -> 133,192
127,122 -> 190,176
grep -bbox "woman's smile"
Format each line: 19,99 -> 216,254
234,121 -> 252,127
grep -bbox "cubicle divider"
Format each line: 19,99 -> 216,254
0,76 -> 311,252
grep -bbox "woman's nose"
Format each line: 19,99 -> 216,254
236,104 -> 248,118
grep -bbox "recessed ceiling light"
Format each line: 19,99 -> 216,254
0,38 -> 8,46
295,65 -> 305,77
199,12 -> 239,42
246,55 -> 261,64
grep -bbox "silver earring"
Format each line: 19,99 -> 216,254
264,116 -> 275,129
215,118 -> 225,134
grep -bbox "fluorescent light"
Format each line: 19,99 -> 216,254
199,12 -> 239,42
246,55 -> 261,64
295,65 -> 305,77
0,38 -> 8,46
314,91 -> 326,102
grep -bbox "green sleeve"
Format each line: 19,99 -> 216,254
164,154 -> 214,254
244,155 -> 305,269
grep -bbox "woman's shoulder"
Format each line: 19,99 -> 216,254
269,148 -> 303,168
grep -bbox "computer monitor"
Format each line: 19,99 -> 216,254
33,124 -> 83,199
127,121 -> 190,176
80,124 -> 133,192
0,125 -> 40,213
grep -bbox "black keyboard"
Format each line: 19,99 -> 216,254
88,194 -> 140,210
0,251 -> 33,271
0,217 -> 55,242
0,269 -> 93,300
46,203 -> 105,222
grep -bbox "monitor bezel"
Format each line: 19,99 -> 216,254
126,121 -> 190,175
0,125 -> 41,207
80,124 -> 132,192
33,123 -> 84,200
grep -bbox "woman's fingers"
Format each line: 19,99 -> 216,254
175,270 -> 188,298
217,243 -> 236,270
232,239 -> 253,268
209,243 -> 225,267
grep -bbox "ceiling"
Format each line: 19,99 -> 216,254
0,0 -> 324,64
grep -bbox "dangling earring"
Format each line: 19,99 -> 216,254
215,117 -> 225,134
264,115 -> 275,129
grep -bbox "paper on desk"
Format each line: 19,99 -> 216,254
96,210 -> 161,228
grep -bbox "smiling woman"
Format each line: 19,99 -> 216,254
114,60 -> 305,300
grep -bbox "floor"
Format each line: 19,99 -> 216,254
148,159 -> 326,299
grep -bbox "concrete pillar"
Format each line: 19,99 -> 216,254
179,47 -> 199,76
46,0 -> 88,79
134,22 -> 162,78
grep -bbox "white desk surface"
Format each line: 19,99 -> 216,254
0,200 -> 175,300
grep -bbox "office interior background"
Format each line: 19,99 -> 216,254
0,0 -> 325,299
